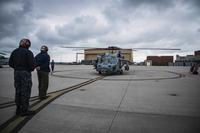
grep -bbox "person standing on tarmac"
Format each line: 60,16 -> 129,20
192,62 -> 199,75
35,45 -> 50,100
9,38 -> 36,116
51,59 -> 55,74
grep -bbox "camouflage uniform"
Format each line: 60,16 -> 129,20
14,71 -> 32,113
9,39 -> 35,115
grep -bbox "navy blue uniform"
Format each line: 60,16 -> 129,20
9,47 -> 35,114
35,51 -> 50,99
51,60 -> 55,72
35,52 -> 50,72
9,47 -> 35,72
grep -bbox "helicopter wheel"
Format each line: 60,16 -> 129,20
125,65 -> 129,71
119,70 -> 123,75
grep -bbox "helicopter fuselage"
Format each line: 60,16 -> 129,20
94,53 -> 129,75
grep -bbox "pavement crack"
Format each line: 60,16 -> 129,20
107,80 -> 131,133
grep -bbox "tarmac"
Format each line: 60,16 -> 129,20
0,65 -> 200,133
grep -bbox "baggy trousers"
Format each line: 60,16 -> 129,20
37,71 -> 49,99
14,71 -> 32,113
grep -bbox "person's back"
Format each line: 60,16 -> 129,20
9,47 -> 35,71
9,38 -> 35,116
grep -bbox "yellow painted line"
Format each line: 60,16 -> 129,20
0,76 -> 104,133
1,116 -> 26,133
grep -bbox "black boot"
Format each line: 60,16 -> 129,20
20,110 -> 36,116
16,106 -> 22,116
40,95 -> 49,100
16,108 -> 21,116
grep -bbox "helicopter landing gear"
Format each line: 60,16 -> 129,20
124,65 -> 129,71
100,69 -> 107,75
119,70 -> 123,75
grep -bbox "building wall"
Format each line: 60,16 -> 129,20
147,56 -> 173,66
84,48 -> 133,62
175,51 -> 200,66
195,50 -> 200,56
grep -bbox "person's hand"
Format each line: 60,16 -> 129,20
36,66 -> 40,71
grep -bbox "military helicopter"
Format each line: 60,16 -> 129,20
61,45 -> 180,75
94,51 -> 129,75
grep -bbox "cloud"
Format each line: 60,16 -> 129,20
0,0 -> 199,61
0,0 -> 33,39
183,0 -> 200,11
103,0 -> 175,22
57,15 -> 110,42
103,0 -> 200,46
34,15 -> 111,47
120,0 -> 175,10
0,0 -> 37,53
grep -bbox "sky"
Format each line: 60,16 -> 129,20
0,0 -> 200,62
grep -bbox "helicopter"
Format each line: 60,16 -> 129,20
60,45 -> 180,75
94,51 -> 130,75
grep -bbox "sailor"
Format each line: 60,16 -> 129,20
117,51 -> 122,58
35,45 -> 50,100
51,59 -> 55,74
190,63 -> 195,73
9,38 -> 36,116
192,62 -> 199,75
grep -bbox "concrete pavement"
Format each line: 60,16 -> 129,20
0,65 -> 200,133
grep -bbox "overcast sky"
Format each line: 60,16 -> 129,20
0,0 -> 200,62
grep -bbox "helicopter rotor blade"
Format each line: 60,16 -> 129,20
60,46 -> 181,51
0,50 -> 12,57
0,52 -> 7,55
60,46 -> 124,50
132,48 -> 181,50
60,46 -> 96,49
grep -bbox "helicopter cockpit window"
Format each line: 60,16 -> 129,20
109,56 -> 117,64
98,54 -> 118,64
101,58 -> 109,63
